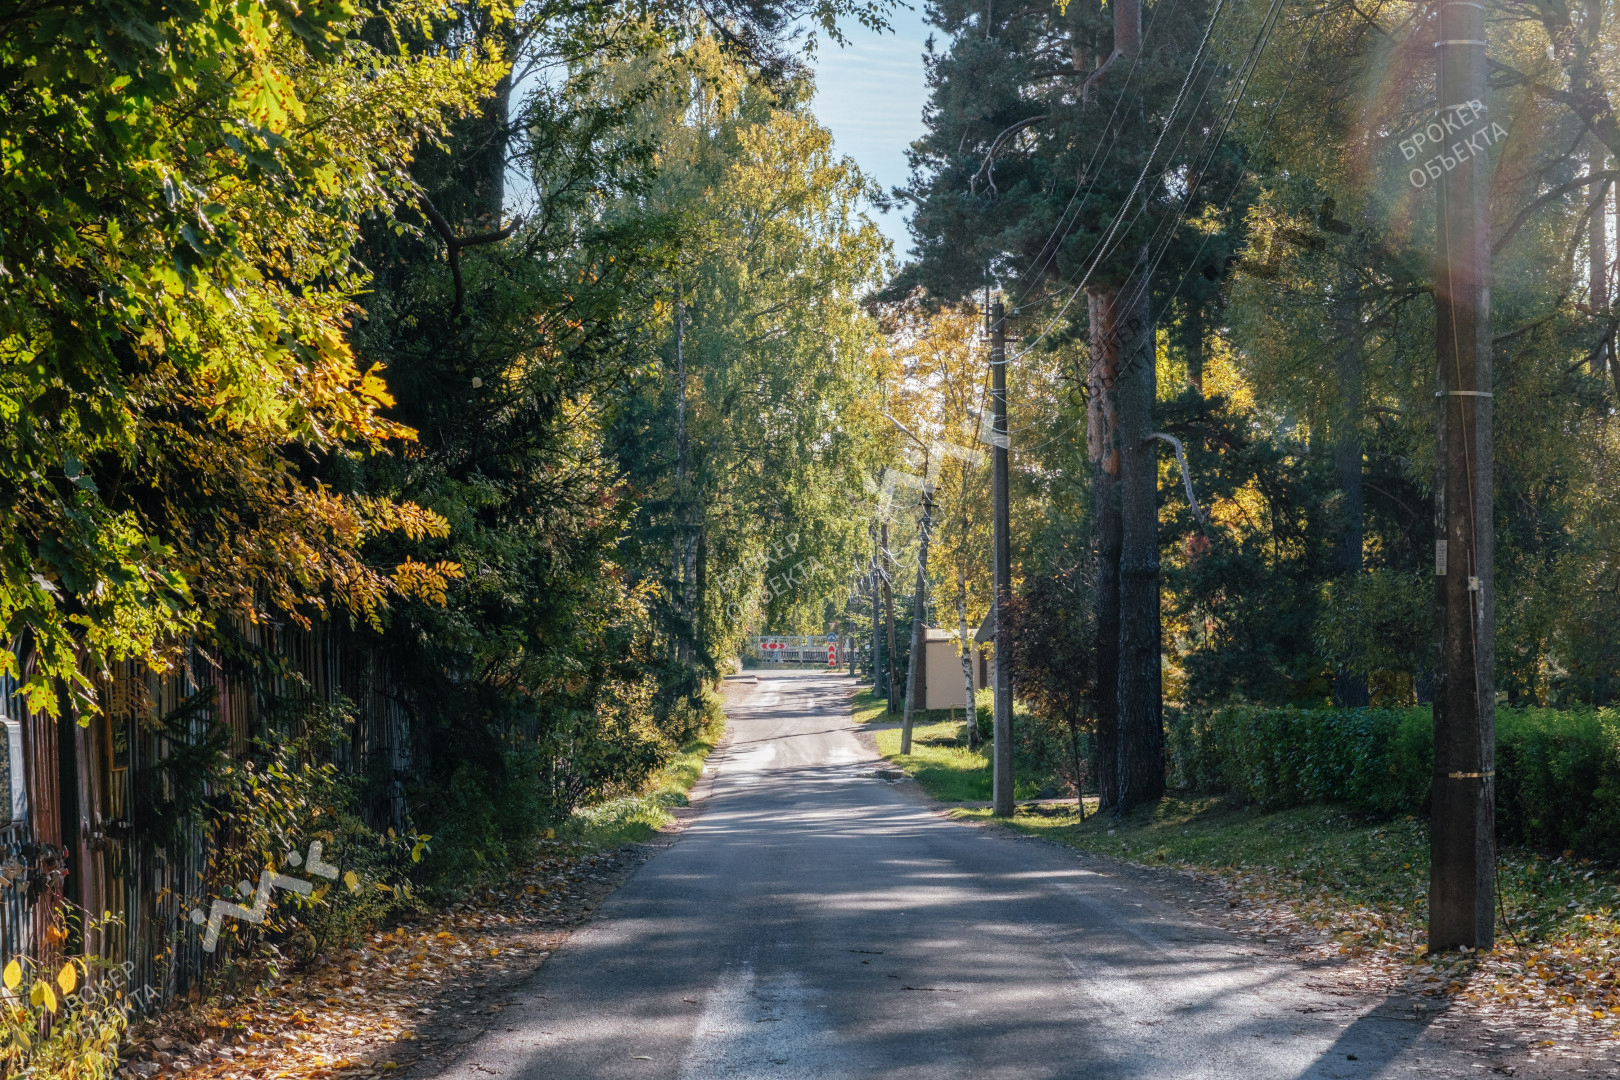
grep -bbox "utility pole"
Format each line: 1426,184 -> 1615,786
900,483 -> 933,754
672,285 -> 693,665
990,299 -> 1014,818
1430,0 -> 1495,952
871,523 -> 883,694
882,520 -> 899,714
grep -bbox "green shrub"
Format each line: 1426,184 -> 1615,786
973,688 -> 1072,781
1495,708 -> 1620,858
1169,703 -> 1620,859
1167,704 -> 1431,815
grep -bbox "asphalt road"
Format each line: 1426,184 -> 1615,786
422,670 -> 1501,1079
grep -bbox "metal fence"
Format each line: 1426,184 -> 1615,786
749,635 -> 840,665
0,621 -> 411,1010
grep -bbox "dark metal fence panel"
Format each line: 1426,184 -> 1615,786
0,623 -> 423,1010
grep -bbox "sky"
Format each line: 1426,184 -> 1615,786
806,7 -> 936,258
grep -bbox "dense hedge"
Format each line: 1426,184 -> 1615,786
1167,705 -> 1620,859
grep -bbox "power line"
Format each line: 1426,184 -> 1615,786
1006,0 -> 1237,361
1008,0 -> 1184,308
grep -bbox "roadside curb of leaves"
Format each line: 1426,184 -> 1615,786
114,839 -> 666,1080
114,719 -> 736,1080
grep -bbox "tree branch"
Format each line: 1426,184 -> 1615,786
417,194 -> 522,316
1082,49 -> 1122,104
1493,169 -> 1620,255
1146,432 -> 1207,529
970,114 -> 1048,195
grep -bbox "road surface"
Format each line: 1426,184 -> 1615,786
421,670 -> 1514,1079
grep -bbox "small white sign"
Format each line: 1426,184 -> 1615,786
1436,539 -> 1448,577
0,717 -> 25,825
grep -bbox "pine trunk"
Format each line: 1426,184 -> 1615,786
1333,258 -> 1369,707
1088,288 -> 1123,809
1114,266 -> 1163,810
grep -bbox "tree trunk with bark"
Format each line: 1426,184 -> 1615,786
1088,288 -> 1123,809
1113,265 -> 1164,810
1333,257 -> 1369,708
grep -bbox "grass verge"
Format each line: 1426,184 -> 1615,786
870,716 -> 1059,803
964,799 -> 1620,1028
852,686 -> 892,725
565,704 -> 726,846
864,701 -> 1620,1035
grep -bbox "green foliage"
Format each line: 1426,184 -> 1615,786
1495,709 -> 1620,861
565,689 -> 725,846
0,0 -> 502,716
898,0 -> 1242,302
198,703 -> 430,963
1169,704 -> 1620,860
1167,704 -> 1432,816
593,36 -> 890,662
1157,391 -> 1342,705
875,716 -> 1059,803
1314,569 -> 1432,687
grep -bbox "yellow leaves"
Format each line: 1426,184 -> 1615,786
2,960 -> 19,991
390,559 -> 464,607
357,364 -> 396,408
56,961 -> 76,996
29,980 -> 57,1014
343,871 -> 360,893
359,498 -> 450,542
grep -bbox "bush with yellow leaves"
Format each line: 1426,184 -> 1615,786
0,942 -> 129,1080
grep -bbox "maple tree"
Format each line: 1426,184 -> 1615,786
0,0 -> 497,716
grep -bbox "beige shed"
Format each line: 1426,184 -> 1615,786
921,627 -> 981,710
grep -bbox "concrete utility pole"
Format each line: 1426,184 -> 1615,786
900,483 -> 933,754
990,299 -> 1014,818
882,520 -> 900,714
1430,0 -> 1495,952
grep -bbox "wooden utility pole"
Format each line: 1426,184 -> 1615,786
1430,0 -> 1495,952
870,523 -> 883,694
900,484 -> 933,754
882,520 -> 899,714
1114,261 -> 1162,810
990,299 -> 1014,818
